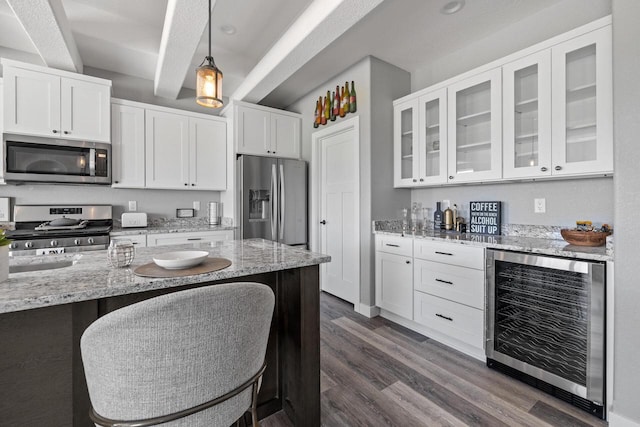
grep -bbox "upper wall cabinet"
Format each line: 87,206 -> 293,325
551,26 -> 613,176
111,103 -> 146,188
1,59 -> 111,143
447,68 -> 502,183
394,89 -> 448,187
235,103 -> 301,159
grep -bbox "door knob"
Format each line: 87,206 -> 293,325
320,220 -> 326,225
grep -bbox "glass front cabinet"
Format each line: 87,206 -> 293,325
393,89 -> 447,187
447,68 -> 502,183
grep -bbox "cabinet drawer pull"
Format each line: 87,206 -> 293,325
385,244 -> 400,247
435,278 -> 453,285
435,251 -> 453,256
187,238 -> 202,241
436,313 -> 453,322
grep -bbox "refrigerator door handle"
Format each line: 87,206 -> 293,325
270,164 -> 277,241
279,163 -> 285,240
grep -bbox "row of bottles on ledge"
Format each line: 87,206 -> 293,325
434,201 -> 466,233
400,201 -> 467,234
313,81 -> 357,127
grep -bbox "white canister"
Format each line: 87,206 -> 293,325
208,202 -> 222,225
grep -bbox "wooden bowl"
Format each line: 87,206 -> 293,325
560,229 -> 611,247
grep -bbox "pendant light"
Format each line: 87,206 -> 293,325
196,0 -> 223,108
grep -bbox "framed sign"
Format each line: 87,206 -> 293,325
469,201 -> 502,235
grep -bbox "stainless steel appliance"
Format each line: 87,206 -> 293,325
3,133 -> 111,184
238,155 -> 307,247
486,249 -> 606,418
6,205 -> 112,255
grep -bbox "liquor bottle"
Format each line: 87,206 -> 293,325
444,204 -> 454,231
349,81 -> 357,113
316,96 -> 323,127
321,96 -> 327,125
434,202 -> 443,230
333,85 -> 340,117
330,91 -> 337,121
338,86 -> 345,117
324,91 -> 331,123
343,81 -> 350,114
313,99 -> 319,128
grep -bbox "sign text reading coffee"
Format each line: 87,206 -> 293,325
470,201 -> 502,235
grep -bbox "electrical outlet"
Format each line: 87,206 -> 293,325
193,201 -> 201,211
534,198 -> 546,213
128,201 -> 137,212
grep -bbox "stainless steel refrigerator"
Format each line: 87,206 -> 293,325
238,155 -> 307,247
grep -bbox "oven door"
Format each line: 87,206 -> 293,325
3,134 -> 111,184
486,249 -> 605,404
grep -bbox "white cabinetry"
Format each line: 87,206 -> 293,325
551,26 -> 613,176
146,230 -> 234,247
413,240 -> 485,356
235,102 -> 301,159
145,109 -> 226,190
394,89 -> 448,187
375,235 -> 413,320
447,68 -> 502,183
111,234 -> 147,247
2,59 -> 110,142
111,103 -> 145,188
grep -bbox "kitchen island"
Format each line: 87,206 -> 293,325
0,239 -> 330,427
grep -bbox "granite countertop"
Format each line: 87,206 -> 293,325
0,239 -> 330,314
110,224 -> 236,236
374,229 -> 612,262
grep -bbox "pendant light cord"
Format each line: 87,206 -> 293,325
207,0 -> 211,59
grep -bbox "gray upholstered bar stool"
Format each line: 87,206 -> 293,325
80,282 -> 275,427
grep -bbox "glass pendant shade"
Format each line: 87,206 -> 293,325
196,58 -> 223,108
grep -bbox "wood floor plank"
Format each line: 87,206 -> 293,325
381,381 -> 468,427
335,317 -> 553,427
529,401 -> 600,427
320,369 -> 336,393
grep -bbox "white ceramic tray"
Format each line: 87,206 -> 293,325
152,251 -> 209,270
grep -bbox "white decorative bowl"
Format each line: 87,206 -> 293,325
153,251 -> 209,270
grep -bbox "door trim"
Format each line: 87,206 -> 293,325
311,116 -> 360,304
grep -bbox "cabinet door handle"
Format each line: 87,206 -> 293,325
52,129 -> 58,134
413,179 -> 417,182
555,166 -> 562,171
419,178 -> 424,182
449,175 -> 454,180
184,183 -> 188,186
435,251 -> 453,256
540,167 -> 548,172
191,183 -> 195,186
405,260 -> 411,264
320,220 -> 326,225
63,130 -> 70,135
435,278 -> 453,285
187,238 -> 202,241
385,244 -> 400,247
436,313 -> 453,322
114,180 -> 119,184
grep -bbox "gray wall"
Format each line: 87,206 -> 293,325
0,184 -> 220,220
409,1 -> 614,227
287,56 -> 411,307
611,1 -> 640,424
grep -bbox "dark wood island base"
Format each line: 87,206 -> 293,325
0,265 -> 320,427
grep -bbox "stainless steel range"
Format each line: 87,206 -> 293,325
6,205 -> 112,256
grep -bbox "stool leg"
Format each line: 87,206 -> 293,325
251,380 -> 260,427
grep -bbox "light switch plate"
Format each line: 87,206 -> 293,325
193,201 -> 201,211
0,197 -> 10,222
534,198 -> 546,213
128,201 -> 137,212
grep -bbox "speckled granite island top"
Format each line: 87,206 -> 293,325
374,229 -> 612,262
110,224 -> 236,236
1,239 -> 330,314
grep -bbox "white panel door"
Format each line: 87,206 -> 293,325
320,126 -> 358,304
145,110 -> 189,189
418,88 -> 448,184
236,105 -> 271,156
393,99 -> 419,187
189,117 -> 227,190
3,67 -> 60,138
60,78 -> 110,142
270,113 -> 300,159
111,104 -> 145,188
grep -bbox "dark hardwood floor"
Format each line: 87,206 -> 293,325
262,292 -> 607,427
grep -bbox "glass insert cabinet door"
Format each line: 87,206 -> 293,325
417,88 -> 447,185
393,99 -> 419,187
551,26 -> 613,175
447,68 -> 502,183
502,50 -> 552,179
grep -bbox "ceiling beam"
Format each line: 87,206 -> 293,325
230,0 -> 385,104
6,0 -> 83,73
154,0 -> 216,99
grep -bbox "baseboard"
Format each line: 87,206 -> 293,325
609,411 -> 640,427
355,303 -> 380,318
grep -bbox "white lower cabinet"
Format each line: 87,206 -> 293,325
146,230 -> 234,247
375,235 -> 486,359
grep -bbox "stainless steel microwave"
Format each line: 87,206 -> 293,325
3,134 -> 111,184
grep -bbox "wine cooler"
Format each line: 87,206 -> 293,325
486,250 -> 605,418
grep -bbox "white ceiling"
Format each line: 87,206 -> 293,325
0,0 -> 611,109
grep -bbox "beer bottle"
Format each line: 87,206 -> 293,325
343,82 -> 350,114
313,99 -> 319,128
349,81 -> 357,113
321,96 -> 327,125
333,85 -> 340,117
324,91 -> 331,123
338,86 -> 345,117
330,91 -> 337,121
